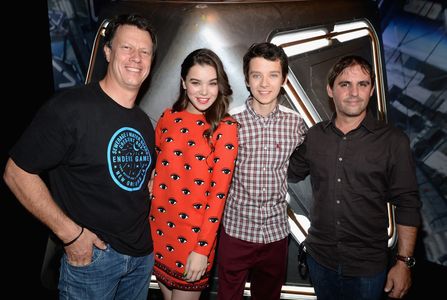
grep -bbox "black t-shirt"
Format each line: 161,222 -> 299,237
11,82 -> 155,256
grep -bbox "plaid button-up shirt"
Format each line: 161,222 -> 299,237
223,98 -> 307,243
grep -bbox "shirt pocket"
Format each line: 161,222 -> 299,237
346,187 -> 388,228
308,149 -> 333,188
269,138 -> 297,168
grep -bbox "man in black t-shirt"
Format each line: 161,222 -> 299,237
4,14 -> 157,300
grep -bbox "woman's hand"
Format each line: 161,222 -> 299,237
183,251 -> 208,282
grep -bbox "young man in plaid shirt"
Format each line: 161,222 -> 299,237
217,42 -> 307,300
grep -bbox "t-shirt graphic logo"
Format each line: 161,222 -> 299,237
107,127 -> 152,191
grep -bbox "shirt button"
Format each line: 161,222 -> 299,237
337,178 -> 341,182
262,188 -> 266,192
264,146 -> 268,150
338,157 -> 343,161
336,221 -> 340,225
343,136 -> 347,140
263,167 -> 266,171
336,200 -> 340,204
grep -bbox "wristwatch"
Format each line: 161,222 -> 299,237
395,254 -> 416,268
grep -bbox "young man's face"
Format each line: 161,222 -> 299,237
247,57 -> 286,111
327,64 -> 374,119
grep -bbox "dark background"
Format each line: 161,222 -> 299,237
1,1 -> 57,298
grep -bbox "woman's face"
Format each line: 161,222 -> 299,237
183,64 -> 219,114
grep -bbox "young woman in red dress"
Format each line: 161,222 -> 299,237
149,48 -> 238,300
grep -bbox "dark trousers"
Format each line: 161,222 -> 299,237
217,228 -> 288,300
306,254 -> 387,300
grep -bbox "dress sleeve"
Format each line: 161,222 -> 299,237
154,109 -> 168,155
193,118 -> 238,256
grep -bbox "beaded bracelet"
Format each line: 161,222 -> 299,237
63,227 -> 84,247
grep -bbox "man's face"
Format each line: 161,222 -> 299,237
104,24 -> 153,91
327,64 -> 374,119
247,57 -> 286,110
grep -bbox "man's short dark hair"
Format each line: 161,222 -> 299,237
103,13 -> 157,57
243,42 -> 288,83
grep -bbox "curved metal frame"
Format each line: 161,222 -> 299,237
85,19 -> 109,84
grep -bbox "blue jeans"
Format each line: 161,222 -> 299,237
59,245 -> 154,300
306,254 -> 386,300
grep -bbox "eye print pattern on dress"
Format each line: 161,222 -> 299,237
151,110 -> 237,289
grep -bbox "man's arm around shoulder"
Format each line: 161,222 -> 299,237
288,140 -> 309,183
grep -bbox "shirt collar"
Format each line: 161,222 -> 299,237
361,110 -> 380,133
324,110 -> 381,133
246,96 -> 280,120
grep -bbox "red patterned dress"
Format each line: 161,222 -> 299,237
150,108 -> 238,290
